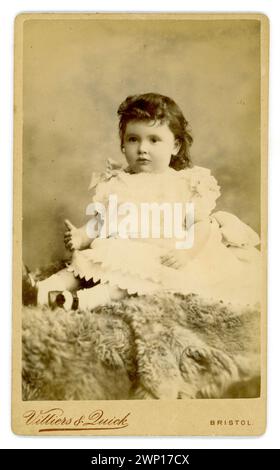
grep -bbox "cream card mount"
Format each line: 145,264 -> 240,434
13,13 -> 268,436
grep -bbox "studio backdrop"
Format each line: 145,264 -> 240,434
22,18 -> 260,269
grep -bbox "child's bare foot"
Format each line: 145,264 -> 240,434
64,219 -> 90,251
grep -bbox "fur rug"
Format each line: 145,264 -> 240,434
22,287 -> 261,400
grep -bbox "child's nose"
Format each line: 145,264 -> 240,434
138,140 -> 149,153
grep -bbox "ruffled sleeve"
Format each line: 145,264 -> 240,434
184,166 -> 221,222
89,158 -> 126,206
86,159 -> 127,238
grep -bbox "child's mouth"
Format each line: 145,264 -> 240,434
137,157 -> 151,164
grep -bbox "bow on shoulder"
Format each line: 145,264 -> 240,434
88,158 -> 126,190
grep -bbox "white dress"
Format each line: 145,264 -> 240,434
68,160 -> 262,306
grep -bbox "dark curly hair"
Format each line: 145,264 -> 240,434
117,93 -> 193,170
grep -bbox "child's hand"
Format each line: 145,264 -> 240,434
64,219 -> 84,251
160,250 -> 188,270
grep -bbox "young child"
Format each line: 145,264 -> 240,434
24,93 -> 262,310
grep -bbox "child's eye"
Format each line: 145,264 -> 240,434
127,136 -> 138,143
150,136 -> 160,143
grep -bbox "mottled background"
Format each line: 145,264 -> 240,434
22,18 -> 261,269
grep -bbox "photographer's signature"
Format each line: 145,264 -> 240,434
23,408 -> 131,432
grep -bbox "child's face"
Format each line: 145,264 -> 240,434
123,120 -> 179,173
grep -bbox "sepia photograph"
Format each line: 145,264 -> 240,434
13,13 -> 268,435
